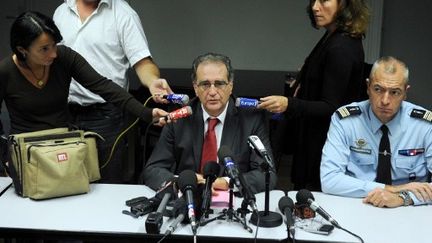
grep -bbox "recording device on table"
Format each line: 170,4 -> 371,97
301,223 -> 334,235
122,178 -> 178,218
145,191 -> 172,234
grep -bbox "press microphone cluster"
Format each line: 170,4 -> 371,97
163,94 -> 190,105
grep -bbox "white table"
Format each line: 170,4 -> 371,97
0,183 -> 288,242
288,191 -> 431,243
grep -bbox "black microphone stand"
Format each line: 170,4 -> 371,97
249,159 -> 283,227
199,180 -> 253,233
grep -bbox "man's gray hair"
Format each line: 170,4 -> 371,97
369,56 -> 409,84
191,52 -> 234,82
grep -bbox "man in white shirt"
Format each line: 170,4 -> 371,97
54,0 -> 172,183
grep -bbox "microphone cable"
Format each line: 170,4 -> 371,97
337,225 -> 364,243
156,232 -> 169,243
253,215 -> 260,243
100,96 -> 154,169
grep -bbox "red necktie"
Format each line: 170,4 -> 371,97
200,118 -> 219,173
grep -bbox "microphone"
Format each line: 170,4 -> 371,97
145,192 -> 172,234
177,170 -> 198,235
297,189 -> 341,228
201,161 -> 220,216
296,189 -> 314,205
217,145 -> 258,213
165,198 -> 187,235
278,196 -> 295,235
235,97 -> 259,108
164,106 -> 193,121
163,94 -> 190,105
247,135 -> 275,170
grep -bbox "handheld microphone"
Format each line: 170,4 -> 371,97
217,145 -> 258,213
145,192 -> 172,234
297,189 -> 341,228
164,106 -> 193,121
163,94 -> 190,105
278,196 -> 295,235
247,135 -> 275,170
177,170 -> 198,235
201,161 -> 220,216
165,198 -> 187,235
235,97 -> 259,108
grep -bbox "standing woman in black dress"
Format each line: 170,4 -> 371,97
258,0 -> 370,191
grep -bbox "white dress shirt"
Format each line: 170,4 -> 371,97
53,0 -> 152,105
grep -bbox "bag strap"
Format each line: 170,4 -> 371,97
0,135 -> 8,175
1,137 -> 23,195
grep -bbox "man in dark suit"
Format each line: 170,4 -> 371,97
141,53 -> 276,194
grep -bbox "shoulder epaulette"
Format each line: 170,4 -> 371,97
410,108 -> 432,122
336,106 -> 362,119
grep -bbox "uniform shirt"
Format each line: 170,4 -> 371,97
321,100 -> 432,205
53,0 -> 151,105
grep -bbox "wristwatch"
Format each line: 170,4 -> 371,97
398,190 -> 411,206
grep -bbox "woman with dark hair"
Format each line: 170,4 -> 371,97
0,11 -> 167,134
258,0 -> 370,191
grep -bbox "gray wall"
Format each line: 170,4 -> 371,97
381,0 -> 432,108
129,0 -> 320,71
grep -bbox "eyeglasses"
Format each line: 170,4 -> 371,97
195,80 -> 230,91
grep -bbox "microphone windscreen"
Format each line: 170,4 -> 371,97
203,161 -> 220,178
217,145 -> 232,162
296,189 -> 315,204
177,170 -> 197,192
278,196 -> 294,213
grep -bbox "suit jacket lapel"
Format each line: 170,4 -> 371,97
192,102 -> 204,171
220,97 -> 238,151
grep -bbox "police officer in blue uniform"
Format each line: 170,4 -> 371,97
321,56 -> 432,208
